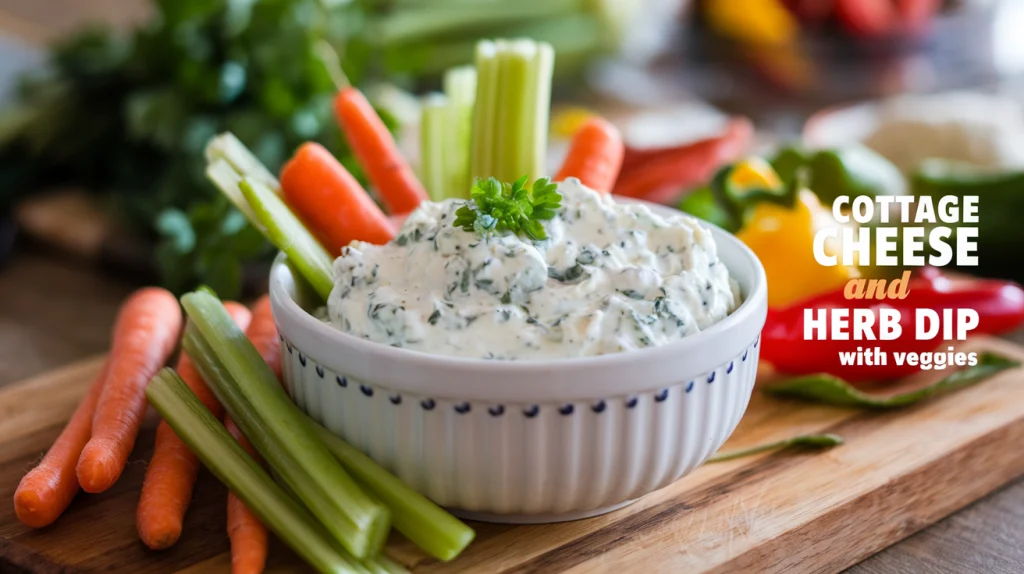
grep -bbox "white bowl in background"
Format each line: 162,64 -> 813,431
269,202 -> 767,523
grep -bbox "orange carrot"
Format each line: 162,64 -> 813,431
225,416 -> 269,574
245,295 -> 281,381
613,117 -> 754,204
554,116 -> 624,193
77,288 -> 182,494
222,298 -> 280,572
136,302 -> 252,550
280,142 -> 395,254
13,360 -> 109,528
333,87 -> 427,215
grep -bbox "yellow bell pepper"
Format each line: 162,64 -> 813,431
729,160 -> 859,308
704,0 -> 799,47
551,106 -> 594,140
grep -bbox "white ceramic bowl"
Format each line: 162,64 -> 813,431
269,203 -> 767,523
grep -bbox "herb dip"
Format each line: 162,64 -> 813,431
326,179 -> 740,360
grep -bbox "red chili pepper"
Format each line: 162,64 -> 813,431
911,267 -> 1024,335
613,117 -> 754,205
761,269 -> 1024,382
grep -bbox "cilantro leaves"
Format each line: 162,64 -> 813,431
453,176 -> 562,241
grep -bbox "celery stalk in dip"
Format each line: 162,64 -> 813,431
326,179 -> 740,360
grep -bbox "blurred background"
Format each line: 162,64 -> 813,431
1,0 -> 1022,303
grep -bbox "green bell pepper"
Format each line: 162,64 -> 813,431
768,144 -> 905,204
912,158 -> 1024,246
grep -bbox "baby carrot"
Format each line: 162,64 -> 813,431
554,116 -> 624,193
614,117 -> 753,204
280,142 -> 395,254
77,288 -> 182,494
220,296 -> 279,571
245,295 -> 281,381
333,87 -> 427,215
225,416 -> 269,574
14,360 -> 109,528
137,302 -> 252,550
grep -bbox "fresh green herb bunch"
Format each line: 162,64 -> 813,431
454,176 -> 561,241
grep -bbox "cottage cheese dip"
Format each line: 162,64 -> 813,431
326,179 -> 740,360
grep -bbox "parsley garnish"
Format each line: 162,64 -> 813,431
453,176 -> 562,241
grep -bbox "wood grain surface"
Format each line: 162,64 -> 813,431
2,320 -> 1024,573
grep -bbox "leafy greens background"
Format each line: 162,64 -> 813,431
0,0 -> 379,298
0,0 -> 619,298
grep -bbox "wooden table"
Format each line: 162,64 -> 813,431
1,1 -> 1024,572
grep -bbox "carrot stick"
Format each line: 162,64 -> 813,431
137,302 -> 252,550
280,142 -> 396,254
245,295 -> 281,381
613,117 -> 754,204
554,116 -> 624,193
334,87 -> 428,215
77,288 -> 182,494
223,298 -> 277,572
13,360 -> 110,528
225,416 -> 269,574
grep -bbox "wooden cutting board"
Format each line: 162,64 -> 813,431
3,337 -> 1024,574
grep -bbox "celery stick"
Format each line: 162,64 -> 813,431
490,41 -> 517,182
205,159 -> 264,232
444,66 -> 477,118
421,66 -> 478,201
499,40 -> 536,184
471,41 -> 498,180
443,66 -> 476,198
373,554 -> 411,574
205,132 -> 280,191
146,369 -> 358,574
420,93 -> 450,202
182,324 -> 375,558
350,473 -> 392,558
470,39 -> 554,183
311,421 -> 475,561
239,177 -> 335,301
361,558 -> 390,574
350,561 -> 374,574
286,258 -> 323,312
366,496 -> 393,558
529,42 -> 555,181
181,291 -> 388,558
268,466 -> 378,574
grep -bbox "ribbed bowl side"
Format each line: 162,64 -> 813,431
281,335 -> 760,520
